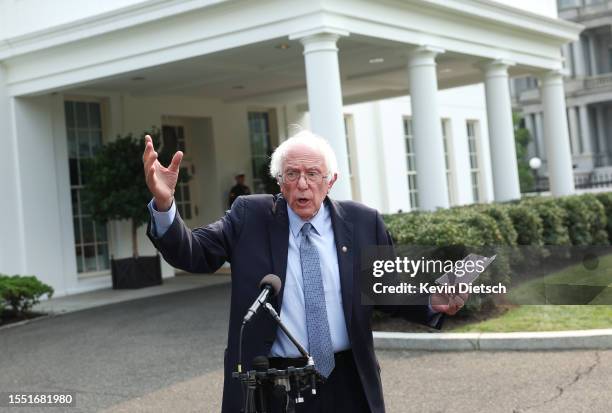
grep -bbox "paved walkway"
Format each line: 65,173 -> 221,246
2,282 -> 611,412
32,274 -> 230,315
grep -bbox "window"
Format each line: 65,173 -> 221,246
403,117 -> 419,209
65,100 -> 110,274
466,120 -> 483,203
162,125 -> 192,219
441,118 -> 456,205
344,114 -> 360,200
248,112 -> 272,193
404,117 -> 454,209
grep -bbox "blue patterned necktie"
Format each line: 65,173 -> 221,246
299,222 -> 335,378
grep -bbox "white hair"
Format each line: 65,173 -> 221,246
269,130 -> 339,181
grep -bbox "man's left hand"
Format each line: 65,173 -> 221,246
431,292 -> 469,315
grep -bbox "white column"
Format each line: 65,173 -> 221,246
588,34 -> 598,76
297,31 -> 352,200
579,105 -> 593,154
407,46 -> 449,210
481,60 -> 521,202
540,70 -> 575,196
568,106 -> 581,154
0,66 -> 26,274
595,105 -> 607,163
535,112 -> 545,160
562,44 -> 574,76
572,37 -> 587,77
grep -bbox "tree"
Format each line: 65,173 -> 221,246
513,112 -> 535,193
82,129 -> 187,257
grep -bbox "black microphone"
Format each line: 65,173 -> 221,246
243,274 -> 282,324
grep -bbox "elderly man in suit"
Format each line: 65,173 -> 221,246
143,130 -> 466,413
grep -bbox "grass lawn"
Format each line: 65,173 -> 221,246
451,252 -> 612,332
452,305 -> 612,332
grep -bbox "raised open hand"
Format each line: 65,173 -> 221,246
143,134 -> 183,211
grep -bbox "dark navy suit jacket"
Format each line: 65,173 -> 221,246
147,194 -> 441,413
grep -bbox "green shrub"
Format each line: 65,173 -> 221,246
0,275 -> 54,316
474,204 -> 518,246
558,195 -> 608,246
525,198 -> 571,246
506,203 -> 544,246
595,192 -> 612,242
580,194 -> 609,245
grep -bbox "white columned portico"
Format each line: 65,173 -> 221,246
540,70 -> 575,196
481,60 -> 521,202
407,46 -> 449,210
293,30 -> 352,200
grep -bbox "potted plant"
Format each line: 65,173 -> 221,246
82,129 -> 187,288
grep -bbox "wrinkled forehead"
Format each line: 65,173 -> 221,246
282,143 -> 327,171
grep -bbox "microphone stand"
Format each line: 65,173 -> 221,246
263,303 -> 314,368
233,304 -> 324,413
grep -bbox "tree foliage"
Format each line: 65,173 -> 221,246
81,129 -> 184,256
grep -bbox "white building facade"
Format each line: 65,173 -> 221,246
0,0 -> 580,296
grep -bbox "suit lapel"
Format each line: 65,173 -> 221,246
327,198 -> 354,333
268,195 -> 289,312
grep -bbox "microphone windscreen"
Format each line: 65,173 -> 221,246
260,274 -> 282,296
252,355 -> 270,372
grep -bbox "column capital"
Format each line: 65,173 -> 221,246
289,27 -> 349,42
477,58 -> 515,72
539,68 -> 569,86
290,28 -> 349,55
407,45 -> 445,67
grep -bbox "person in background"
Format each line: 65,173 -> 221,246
228,173 -> 251,208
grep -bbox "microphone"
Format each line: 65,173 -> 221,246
243,274 -> 282,324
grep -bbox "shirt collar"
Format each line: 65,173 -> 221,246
287,201 -> 328,238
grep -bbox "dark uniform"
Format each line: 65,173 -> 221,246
228,183 -> 251,208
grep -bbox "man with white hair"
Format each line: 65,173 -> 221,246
143,130 -> 465,413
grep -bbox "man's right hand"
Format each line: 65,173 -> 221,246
143,134 -> 183,212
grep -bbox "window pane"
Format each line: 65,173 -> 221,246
95,221 -> 107,243
65,102 -> 75,128
182,185 -> 190,202
184,205 -> 192,220
90,130 -> 102,155
75,246 -> 83,273
83,245 -> 97,272
71,189 -> 79,216
162,126 -> 178,153
88,102 -> 101,129
97,243 -> 109,270
73,218 -> 81,244
69,159 -> 79,186
78,131 -> 91,158
67,130 -> 77,158
76,102 -> 88,129
82,217 -> 94,243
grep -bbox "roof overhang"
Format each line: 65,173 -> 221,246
0,0 -> 583,100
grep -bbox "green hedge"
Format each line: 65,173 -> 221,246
382,192 -> 612,315
385,192 -> 612,248
0,275 -> 54,316
595,192 -> 612,242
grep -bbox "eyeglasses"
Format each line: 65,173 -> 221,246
278,170 -> 328,184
